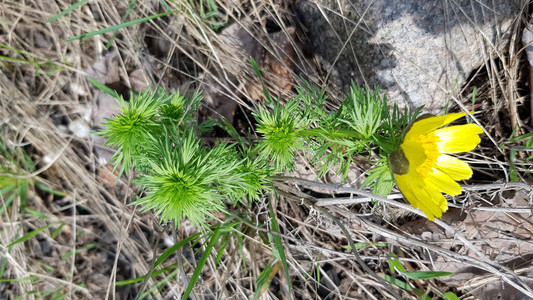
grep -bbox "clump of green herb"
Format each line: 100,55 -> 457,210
99,88 -> 269,228
99,73 -> 421,228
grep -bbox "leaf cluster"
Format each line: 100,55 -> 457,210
254,98 -> 310,170
99,87 -> 270,228
252,82 -> 421,196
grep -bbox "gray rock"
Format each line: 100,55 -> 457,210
295,0 -> 520,111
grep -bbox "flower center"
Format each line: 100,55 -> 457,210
415,133 -> 440,177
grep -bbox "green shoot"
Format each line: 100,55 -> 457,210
99,88 -> 160,175
254,261 -> 279,300
97,84 -> 277,228
7,224 -> 53,248
187,0 -> 228,32
254,98 -> 309,170
65,11 -> 174,42
384,254 -> 456,299
182,227 -> 222,300
268,196 -> 292,299
46,0 -> 90,23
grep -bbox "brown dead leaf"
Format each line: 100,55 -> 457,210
129,68 -> 149,92
463,209 -> 533,241
97,164 -> 118,186
261,27 -> 297,93
470,278 -> 533,300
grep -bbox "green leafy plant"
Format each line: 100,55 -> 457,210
116,220 -> 243,299
99,87 -> 270,228
0,132 -> 40,212
0,132 -> 79,299
501,131 -> 533,181
98,69 -> 423,228
187,0 -> 228,32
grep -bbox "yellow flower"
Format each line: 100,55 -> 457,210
389,113 -> 483,220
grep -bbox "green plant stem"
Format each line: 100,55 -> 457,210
299,128 -> 363,140
372,136 -> 394,154
299,127 -> 395,154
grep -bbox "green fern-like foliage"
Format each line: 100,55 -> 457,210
133,129 -> 247,227
252,82 -> 421,197
235,147 -> 272,202
159,89 -> 203,126
99,90 -> 160,175
254,99 -> 310,170
99,88 -> 268,228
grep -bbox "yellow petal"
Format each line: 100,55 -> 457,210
415,186 -> 448,220
395,173 -> 448,220
405,113 -> 466,140
395,174 -> 421,208
424,168 -> 462,196
434,124 -> 483,153
401,139 -> 426,169
436,154 -> 473,180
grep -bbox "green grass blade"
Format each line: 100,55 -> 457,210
51,223 -> 65,239
216,232 -> 231,265
66,11 -> 174,42
182,228 -> 221,300
254,261 -> 274,300
18,179 -> 28,210
382,274 -> 411,291
115,264 -> 177,286
62,243 -> 98,258
250,57 -> 274,104
269,197 -> 292,299
0,187 -> 15,216
413,290 -> 432,300
153,232 -> 201,268
0,275 -> 39,283
443,292 -> 460,300
24,208 -> 49,220
105,0 -> 138,48
159,0 -> 172,11
0,184 -> 16,196
138,268 -> 179,299
46,0 -> 90,23
7,224 -> 52,248
88,78 -> 120,99
508,131 -> 533,143
389,255 -> 406,273
399,271 -> 453,280
0,55 -> 33,65
0,256 -> 7,278
35,182 -> 66,197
